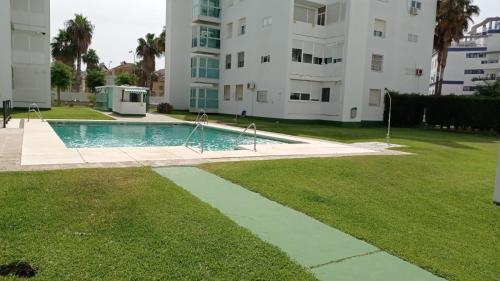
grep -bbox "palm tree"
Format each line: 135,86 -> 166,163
51,29 -> 75,68
136,33 -> 161,90
434,0 -> 479,95
158,27 -> 166,55
83,49 -> 100,71
66,14 -> 94,93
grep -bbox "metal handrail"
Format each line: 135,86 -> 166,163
234,123 -> 257,152
184,122 -> 205,154
28,103 -> 45,122
2,100 -> 12,128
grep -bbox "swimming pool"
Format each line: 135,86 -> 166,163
49,122 -> 293,151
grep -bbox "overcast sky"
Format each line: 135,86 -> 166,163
50,0 -> 499,71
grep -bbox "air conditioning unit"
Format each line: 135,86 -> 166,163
247,82 -> 256,90
410,7 -> 419,16
416,68 -> 423,76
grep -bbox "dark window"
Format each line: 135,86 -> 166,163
303,53 -> 313,63
325,57 -> 333,64
314,57 -> 323,65
321,88 -> 331,102
290,93 -> 300,100
317,6 -> 326,26
238,52 -> 245,68
225,54 -> 232,69
292,48 -> 302,62
300,93 -> 311,101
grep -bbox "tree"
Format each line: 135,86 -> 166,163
85,69 -> 106,93
475,80 -> 500,97
83,49 -> 100,71
158,27 -> 166,55
66,14 -> 94,93
115,73 -> 138,86
51,29 -> 75,68
136,33 -> 161,90
433,0 -> 479,95
51,61 -> 73,106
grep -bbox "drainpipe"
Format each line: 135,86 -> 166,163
384,88 -> 392,146
494,145 -> 500,206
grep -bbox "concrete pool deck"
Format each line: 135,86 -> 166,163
1,119 -> 409,171
155,167 -> 446,281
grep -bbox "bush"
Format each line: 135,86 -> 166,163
385,93 -> 500,133
157,103 -> 173,114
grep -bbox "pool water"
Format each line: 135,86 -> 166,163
49,122 -> 291,151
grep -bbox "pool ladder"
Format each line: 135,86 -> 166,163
194,109 -> 208,125
27,103 -> 45,122
184,122 -> 205,154
234,123 -> 257,152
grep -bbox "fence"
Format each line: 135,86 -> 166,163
2,100 -> 12,128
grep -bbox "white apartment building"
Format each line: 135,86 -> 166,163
165,0 -> 436,123
429,17 -> 500,96
0,0 -> 51,109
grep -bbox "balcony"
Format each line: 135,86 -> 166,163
190,87 -> 219,113
192,25 -> 221,54
191,56 -> 220,84
192,0 -> 221,24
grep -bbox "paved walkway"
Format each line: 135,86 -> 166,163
0,128 -> 23,170
105,112 -> 180,122
155,167 -> 446,281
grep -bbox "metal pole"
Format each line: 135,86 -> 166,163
385,89 -> 392,146
494,145 -> 500,206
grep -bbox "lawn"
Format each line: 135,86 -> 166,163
179,113 -> 500,281
11,106 -> 114,120
0,168 -> 316,281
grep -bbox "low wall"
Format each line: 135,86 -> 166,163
51,91 -> 91,103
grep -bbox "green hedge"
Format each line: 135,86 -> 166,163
384,93 -> 500,133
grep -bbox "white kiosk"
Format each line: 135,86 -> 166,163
95,86 -> 149,116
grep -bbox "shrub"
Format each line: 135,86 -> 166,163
157,103 -> 173,114
384,92 -> 425,127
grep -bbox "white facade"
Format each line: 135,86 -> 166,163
165,0 -> 436,123
0,0 -> 51,109
429,17 -> 500,96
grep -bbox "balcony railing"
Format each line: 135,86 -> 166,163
481,60 -> 499,64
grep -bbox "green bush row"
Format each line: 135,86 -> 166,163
384,93 -> 500,132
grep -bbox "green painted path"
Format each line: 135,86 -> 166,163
154,167 -> 446,281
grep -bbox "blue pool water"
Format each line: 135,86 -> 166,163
49,122 -> 292,151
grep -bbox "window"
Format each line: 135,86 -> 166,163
303,53 -> 313,64
294,5 -> 316,25
463,86 -> 477,91
263,16 -> 273,27
466,52 -> 486,58
237,52 -> 245,68
369,89 -> 382,107
238,18 -> 247,36
292,48 -> 302,62
192,0 -> 221,19
290,93 -> 311,101
411,0 -> 422,9
236,85 -> 244,101
321,88 -> 331,102
225,54 -> 232,69
261,55 -> 271,63
317,6 -> 326,26
257,91 -> 268,103
374,19 -> 386,38
371,54 -> 384,72
313,57 -> 323,65
408,33 -> 418,43
464,69 -> 484,74
224,85 -> 231,101
193,26 -> 221,49
226,23 -> 233,39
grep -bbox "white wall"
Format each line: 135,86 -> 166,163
10,0 -> 51,108
164,0 -> 193,110
0,1 -> 13,104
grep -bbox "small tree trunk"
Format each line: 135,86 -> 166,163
57,87 -> 61,106
76,53 -> 82,93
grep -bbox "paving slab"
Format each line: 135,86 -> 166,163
155,167 -> 446,281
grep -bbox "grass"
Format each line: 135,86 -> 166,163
11,106 -> 114,120
173,112 -> 500,281
0,168 -> 316,281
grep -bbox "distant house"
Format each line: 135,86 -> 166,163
106,61 -> 136,85
152,69 -> 166,97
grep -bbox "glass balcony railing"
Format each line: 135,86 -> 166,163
192,25 -> 221,50
193,0 -> 221,19
191,57 -> 220,80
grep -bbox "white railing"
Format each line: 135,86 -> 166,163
234,123 -> 257,152
194,109 -> 209,125
184,122 -> 205,154
27,103 -> 45,122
